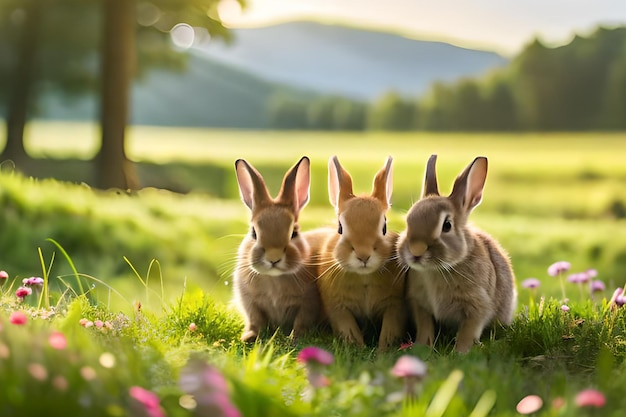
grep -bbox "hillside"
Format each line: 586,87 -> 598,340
199,21 -> 508,99
39,52 -> 317,128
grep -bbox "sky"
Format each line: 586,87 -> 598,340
218,0 -> 626,55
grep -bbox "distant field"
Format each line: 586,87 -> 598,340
2,121 -> 625,303
17,121 -> 626,215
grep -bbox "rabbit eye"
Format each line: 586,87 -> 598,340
338,221 -> 343,235
442,219 -> 452,233
291,230 -> 298,239
251,227 -> 257,240
382,220 -> 387,236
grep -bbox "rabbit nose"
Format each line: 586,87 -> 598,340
357,255 -> 371,266
409,241 -> 428,257
265,248 -> 284,266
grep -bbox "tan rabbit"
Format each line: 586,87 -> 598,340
233,156 -> 322,343
315,155 -> 406,351
396,155 -> 517,353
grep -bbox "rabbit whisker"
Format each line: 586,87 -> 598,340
318,261 -> 344,287
431,260 -> 449,285
445,262 -> 480,286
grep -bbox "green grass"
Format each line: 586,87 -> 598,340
1,123 -> 626,415
1,265 -> 626,416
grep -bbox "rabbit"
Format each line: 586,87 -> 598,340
315,155 -> 406,351
233,156 -> 323,343
396,155 -> 517,353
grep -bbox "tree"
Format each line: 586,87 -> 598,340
367,91 -> 416,131
483,78 -> 518,130
418,82 -> 454,131
0,0 -> 42,163
0,0 -> 236,188
332,98 -> 366,131
447,79 -> 485,131
267,94 -> 309,129
0,0 -> 99,164
95,0 -> 236,190
97,0 -> 136,190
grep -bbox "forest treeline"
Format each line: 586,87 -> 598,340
269,26 -> 626,131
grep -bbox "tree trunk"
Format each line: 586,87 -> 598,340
95,0 -> 139,190
1,0 -> 42,164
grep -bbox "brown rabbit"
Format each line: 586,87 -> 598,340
315,155 -> 406,351
396,155 -> 517,353
233,156 -> 322,343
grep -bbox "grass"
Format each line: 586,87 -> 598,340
1,123 -> 626,415
1,257 -> 626,416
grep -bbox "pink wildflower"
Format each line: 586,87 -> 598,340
297,347 -> 334,391
15,286 -> 32,299
575,389 -> 606,408
28,363 -> 48,381
129,386 -> 165,417
552,397 -> 566,410
94,320 -> 104,328
80,366 -> 97,381
22,277 -> 44,287
9,311 -> 28,325
522,278 -> 541,289
590,280 -> 605,293
52,375 -> 69,391
0,270 -> 8,280
391,355 -> 427,379
189,322 -> 197,332
561,305 -> 570,312
516,395 -> 543,414
79,318 -> 89,326
567,273 -> 586,284
609,287 -> 625,308
391,355 -> 428,399
48,331 -> 68,350
399,340 -> 414,350
548,261 -> 571,277
179,359 -> 242,417
297,346 -> 334,366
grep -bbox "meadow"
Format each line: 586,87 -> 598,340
1,122 -> 626,416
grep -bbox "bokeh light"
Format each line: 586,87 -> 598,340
170,23 -> 195,49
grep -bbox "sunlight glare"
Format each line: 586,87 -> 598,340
170,23 -> 195,49
217,0 -> 243,24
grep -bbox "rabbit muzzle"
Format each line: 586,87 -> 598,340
250,246 -> 296,276
398,239 -> 432,271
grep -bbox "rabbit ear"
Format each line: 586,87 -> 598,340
422,154 -> 440,198
372,155 -> 394,208
277,156 -> 311,217
328,155 -> 354,212
449,156 -> 488,213
235,159 -> 272,210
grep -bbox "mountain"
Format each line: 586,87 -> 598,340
39,21 -> 508,128
39,51 -> 317,128
198,21 -> 509,99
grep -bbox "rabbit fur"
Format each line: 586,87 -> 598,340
315,155 -> 406,351
233,156 -> 323,343
396,155 -> 517,353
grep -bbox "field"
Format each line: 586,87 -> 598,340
1,122 -> 626,416
8,123 -> 626,300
